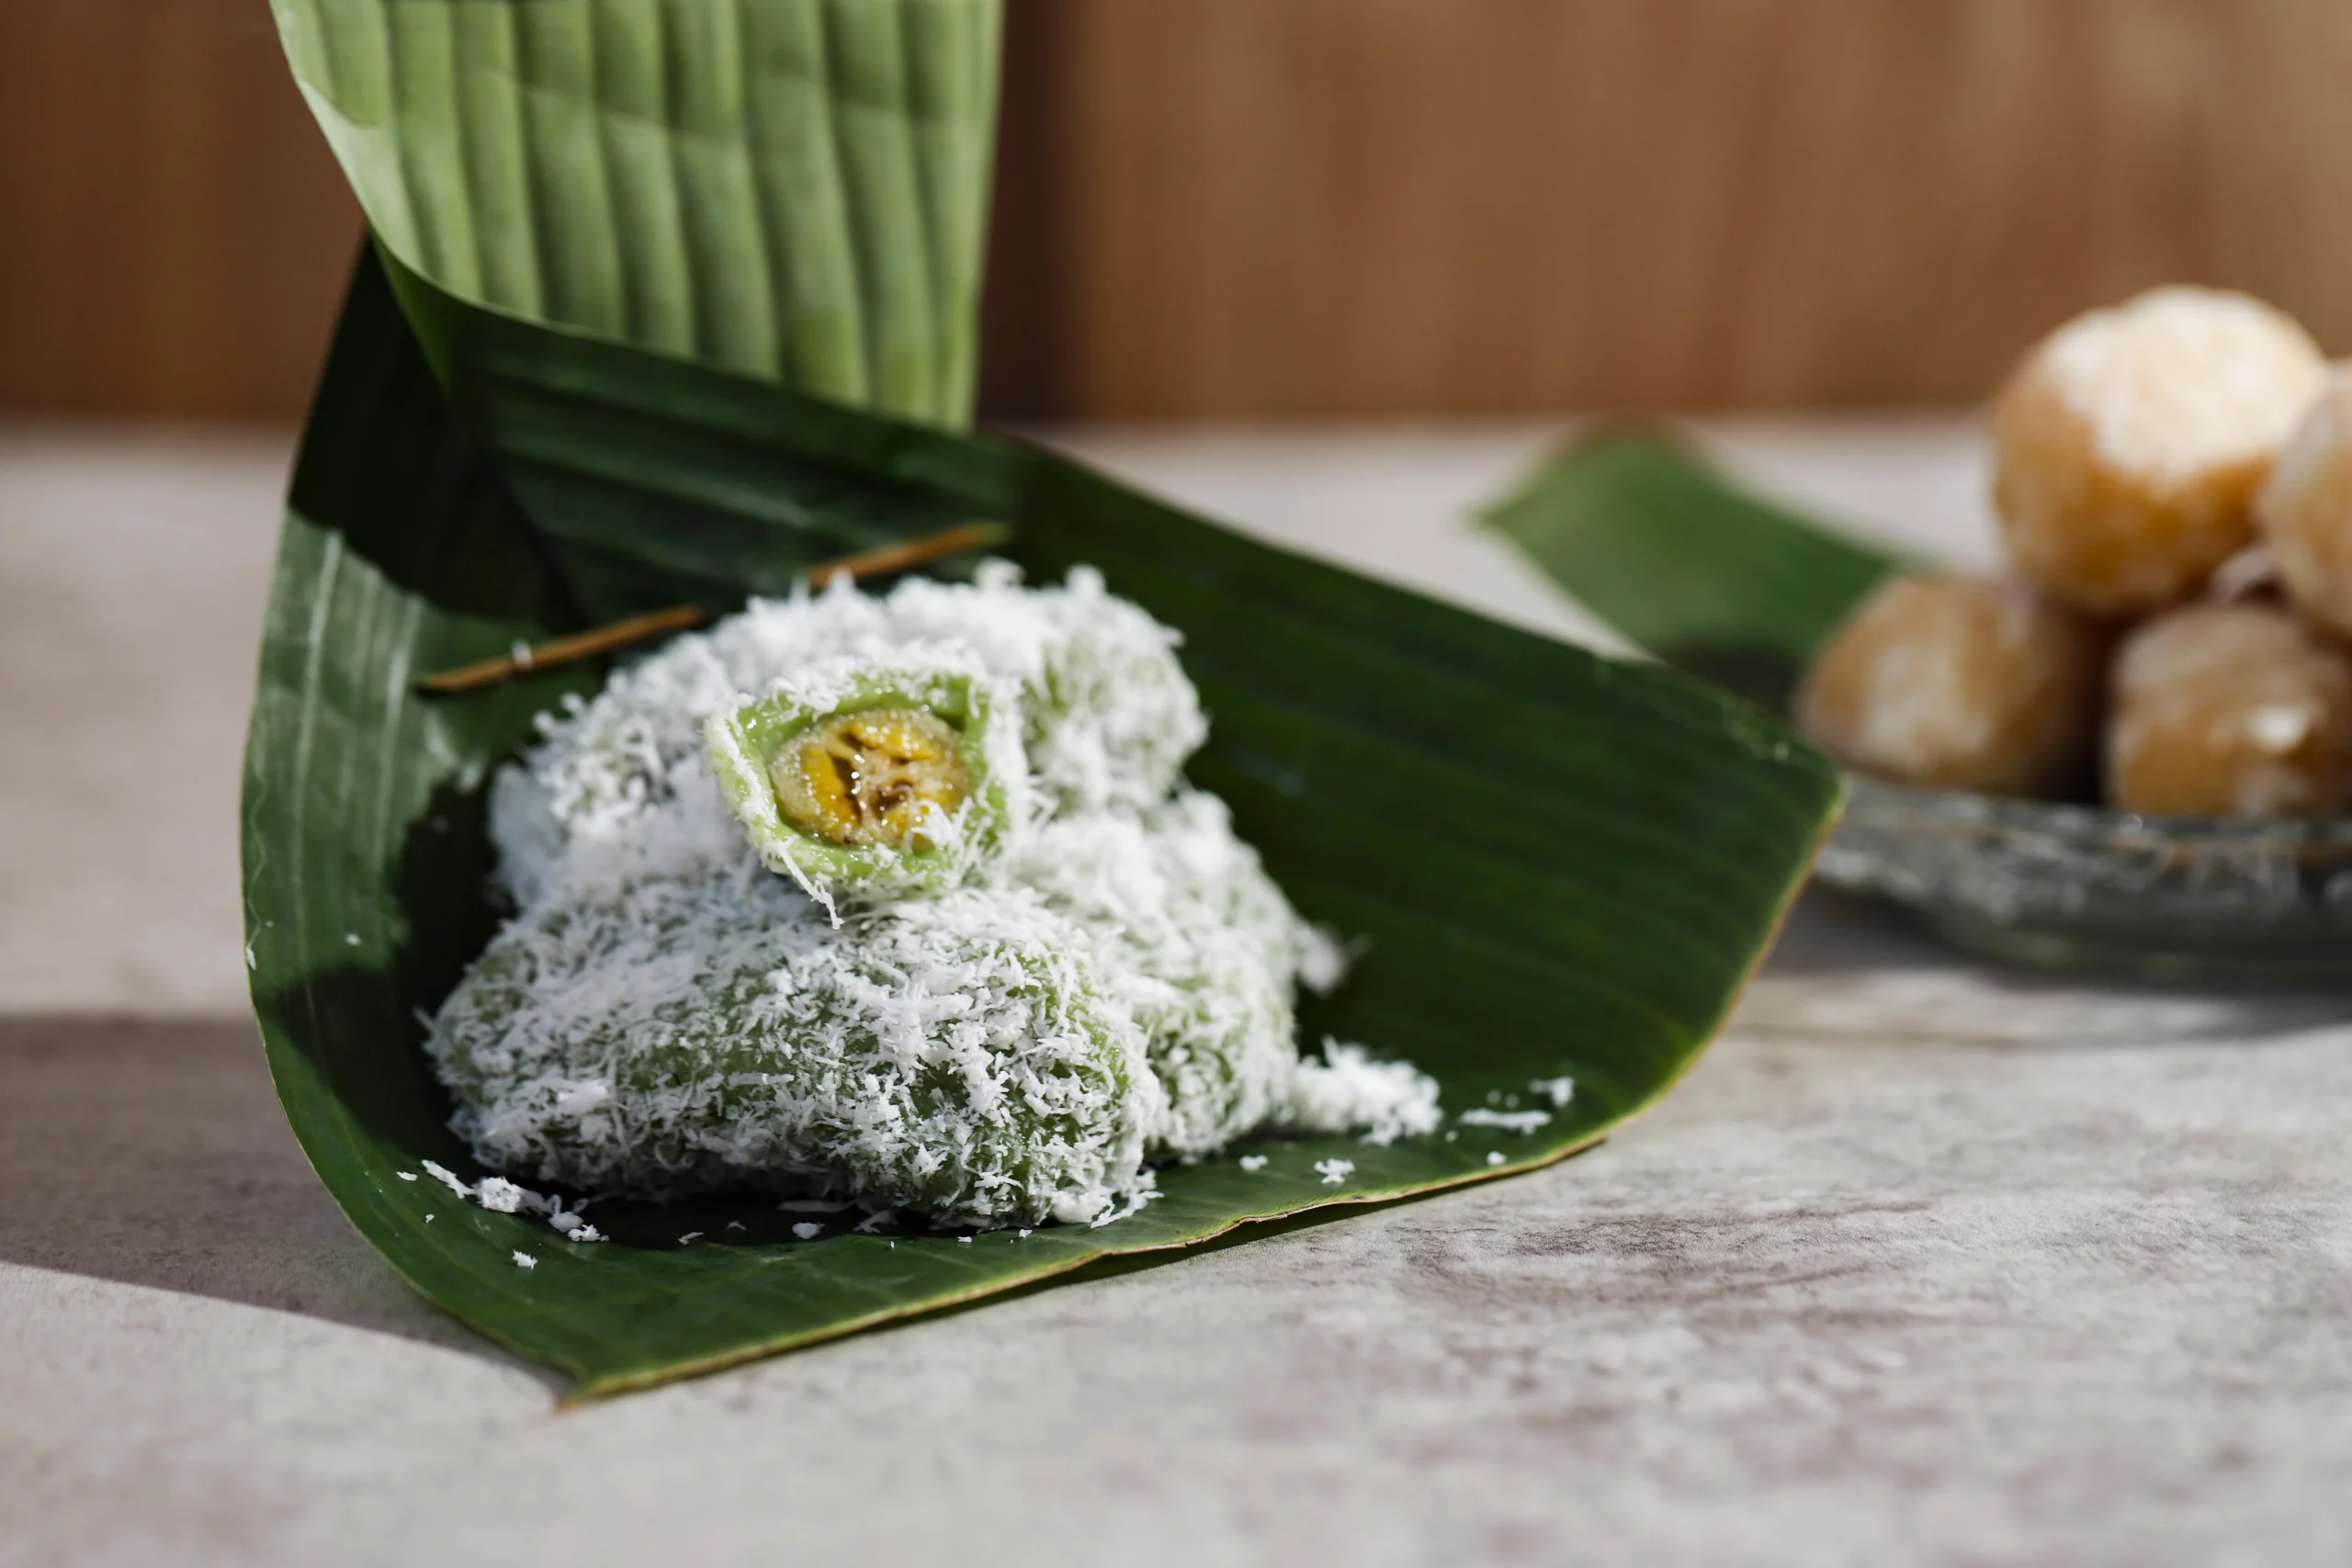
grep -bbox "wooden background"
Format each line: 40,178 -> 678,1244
7,0 -> 2352,422
0,0 -> 359,419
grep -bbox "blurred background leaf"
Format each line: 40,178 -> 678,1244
1482,431 -> 1907,711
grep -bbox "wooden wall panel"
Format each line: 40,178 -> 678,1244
9,2 -> 2352,420
0,1 -> 359,420
988,0 -> 2352,419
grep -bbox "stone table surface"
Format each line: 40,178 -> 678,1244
4,420 -> 2348,1567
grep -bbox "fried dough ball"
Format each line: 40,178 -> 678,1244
1796,574 -> 2107,797
2107,602 -> 2352,818
2255,371 -> 2352,637
1993,288 -> 2328,614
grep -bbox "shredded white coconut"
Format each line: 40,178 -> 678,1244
1457,1108 -> 1553,1135
428,570 -> 1438,1231
1089,1181 -> 1162,1228
1011,795 -> 1317,1160
1531,1076 -> 1577,1109
1285,1040 -> 1442,1146
1294,924 -> 1354,997
791,1222 -> 823,1240
1314,1158 -> 1355,1185
1238,1155 -> 1269,1172
421,1159 -> 474,1200
420,1159 -> 573,1219
512,1251 -> 537,1269
474,1177 -> 532,1213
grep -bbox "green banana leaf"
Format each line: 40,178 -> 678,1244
240,248 -> 1843,1396
1480,430 -> 1908,710
269,0 -> 1001,425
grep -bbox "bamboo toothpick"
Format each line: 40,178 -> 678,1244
417,520 -> 1012,694
803,520 -> 1010,588
417,605 -> 709,694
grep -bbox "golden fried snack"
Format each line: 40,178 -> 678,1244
2255,371 -> 2352,637
2107,601 -> 2352,817
1796,574 -> 2107,797
1993,288 -> 2328,615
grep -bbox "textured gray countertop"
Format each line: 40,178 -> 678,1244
4,421 -> 2346,1566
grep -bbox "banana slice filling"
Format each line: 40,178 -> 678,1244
772,708 -> 970,848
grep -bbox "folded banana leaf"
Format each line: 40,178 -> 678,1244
270,0 -> 1001,424
240,248 -> 1841,1396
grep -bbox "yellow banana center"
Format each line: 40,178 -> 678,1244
771,707 -> 969,849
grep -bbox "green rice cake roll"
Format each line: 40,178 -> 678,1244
429,877 -> 1162,1227
1013,792 -> 1342,1158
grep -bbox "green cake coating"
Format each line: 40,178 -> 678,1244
431,872 -> 1163,1227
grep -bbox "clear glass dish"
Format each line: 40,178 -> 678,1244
1815,778 -> 2352,987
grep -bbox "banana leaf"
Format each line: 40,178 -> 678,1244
240,248 -> 1842,1396
1480,430 -> 1907,710
269,0 -> 1001,425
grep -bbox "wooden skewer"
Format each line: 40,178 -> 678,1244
417,519 -> 1012,694
418,604 -> 708,694
804,520 -> 1010,588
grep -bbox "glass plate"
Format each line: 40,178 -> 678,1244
1815,778 -> 2352,986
